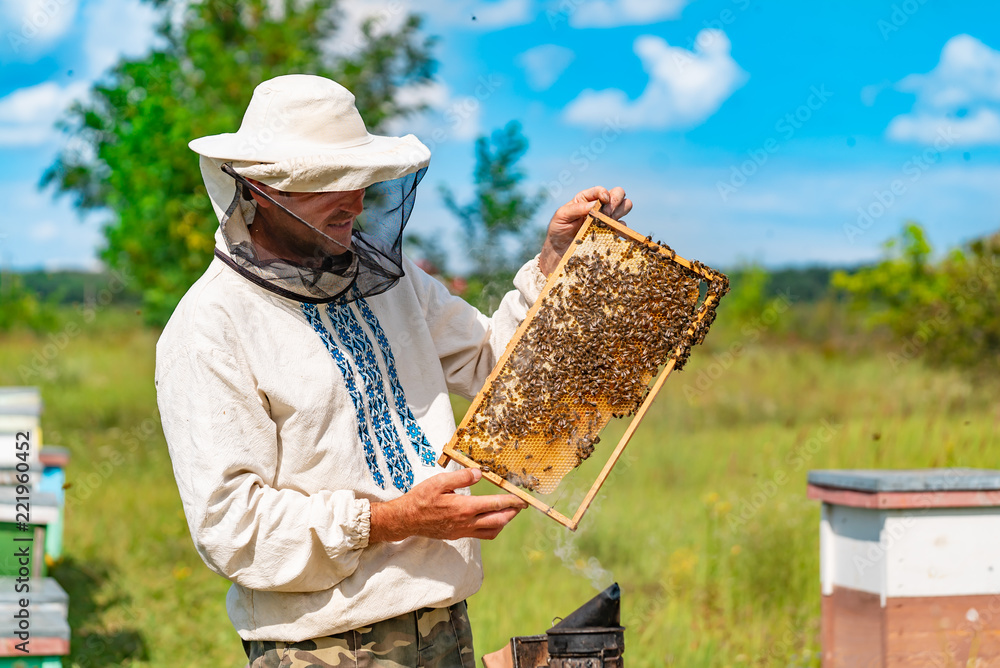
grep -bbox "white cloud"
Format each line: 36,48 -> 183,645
887,34 -> 1000,146
330,0 -> 530,40
449,0 -> 531,28
568,0 -> 689,28
393,80 -> 452,109
563,30 -> 747,130
0,0 -> 159,149
318,0 -> 520,144
383,80 -> 487,145
80,0 -> 160,77
0,0 -> 79,58
0,81 -> 88,147
518,44 -> 575,91
324,0 -> 411,57
897,35 -> 1000,109
1,0 -> 156,69
29,220 -> 58,242
888,108 -> 1000,145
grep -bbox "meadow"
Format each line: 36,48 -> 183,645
1,302 -> 996,667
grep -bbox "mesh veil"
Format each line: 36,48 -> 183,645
215,162 -> 427,304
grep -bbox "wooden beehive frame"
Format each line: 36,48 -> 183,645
438,203 -> 726,530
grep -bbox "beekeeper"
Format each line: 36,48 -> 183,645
155,74 -> 631,666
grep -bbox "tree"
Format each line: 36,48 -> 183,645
44,0 -> 436,324
832,223 -> 1000,371
0,273 -> 59,333
435,120 -> 545,308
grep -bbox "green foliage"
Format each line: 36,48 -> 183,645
832,224 -> 944,322
437,121 -> 545,293
457,274 -> 522,314
44,0 -> 436,325
715,264 -> 799,345
766,265 -> 838,302
832,223 -> 1000,371
16,270 -> 141,305
0,272 -> 60,332
719,264 -> 770,323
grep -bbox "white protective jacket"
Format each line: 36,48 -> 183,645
156,237 -> 545,641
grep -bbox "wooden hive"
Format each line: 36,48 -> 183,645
809,468 -> 1000,668
438,203 -> 729,529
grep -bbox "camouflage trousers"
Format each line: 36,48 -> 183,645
243,601 -> 475,668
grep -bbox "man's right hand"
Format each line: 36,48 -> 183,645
369,468 -> 528,543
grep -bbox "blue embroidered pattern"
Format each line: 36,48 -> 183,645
354,297 -> 436,467
300,303 -> 385,489
326,303 -> 414,492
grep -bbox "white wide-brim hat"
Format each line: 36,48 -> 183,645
188,74 -> 430,192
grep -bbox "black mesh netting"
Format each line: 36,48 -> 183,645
215,162 -> 427,304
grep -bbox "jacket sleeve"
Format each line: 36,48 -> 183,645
407,255 -> 547,399
156,322 -> 370,593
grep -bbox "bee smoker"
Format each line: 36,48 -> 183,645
546,583 -> 624,668
486,584 -> 625,668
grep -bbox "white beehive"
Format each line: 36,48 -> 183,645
809,468 -> 1000,667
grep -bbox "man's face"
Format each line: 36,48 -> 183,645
248,180 -> 365,263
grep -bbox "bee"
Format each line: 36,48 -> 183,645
459,234 -> 726,490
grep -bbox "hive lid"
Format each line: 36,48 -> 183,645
0,488 -> 58,508
40,446 -> 71,468
0,488 -> 60,525
808,468 -> 1000,493
0,607 -> 69,638
0,388 -> 42,416
0,577 -> 67,604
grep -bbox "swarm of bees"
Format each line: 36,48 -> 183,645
452,218 -> 729,493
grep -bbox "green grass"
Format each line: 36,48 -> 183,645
1,308 -> 996,667
1,310 -> 237,667
470,324 -> 998,667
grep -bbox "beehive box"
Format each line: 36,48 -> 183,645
439,204 -> 728,529
0,603 -> 69,664
0,389 -> 41,471
809,468 -> 1000,667
0,490 -> 58,579
0,578 -> 68,619
0,656 -> 64,668
0,578 -> 68,667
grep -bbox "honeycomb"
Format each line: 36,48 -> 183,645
449,215 -> 729,494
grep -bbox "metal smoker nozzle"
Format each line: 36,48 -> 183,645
484,583 -> 626,667
546,583 -> 625,666
548,583 -> 621,631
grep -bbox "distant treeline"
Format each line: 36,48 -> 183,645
10,265 -> 848,306
8,223 -> 999,378
7,270 -> 141,305
728,265 -> 846,303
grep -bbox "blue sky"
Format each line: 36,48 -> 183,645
2,0 -> 1000,272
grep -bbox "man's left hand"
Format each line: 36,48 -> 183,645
538,186 -> 632,276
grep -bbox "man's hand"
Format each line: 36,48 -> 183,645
539,186 -> 632,276
369,468 -> 528,543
